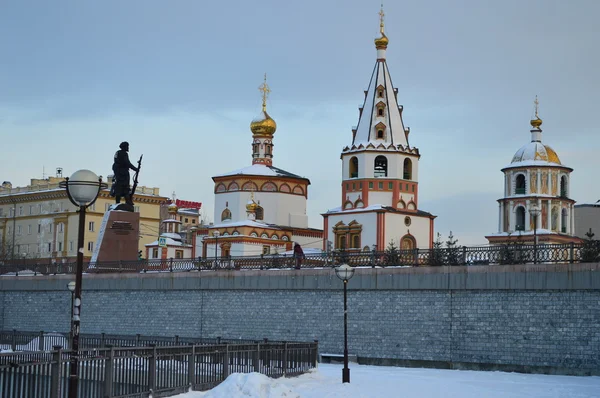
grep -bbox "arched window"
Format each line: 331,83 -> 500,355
255,206 -> 264,220
352,235 -> 360,249
515,174 -> 526,195
515,206 -> 525,231
561,208 -> 568,233
560,176 -> 568,198
339,235 -> 347,250
349,157 -> 359,178
221,208 -> 232,221
374,156 -> 388,177
378,108 -> 383,116
403,158 -> 412,180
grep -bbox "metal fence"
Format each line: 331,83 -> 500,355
0,341 -> 318,397
0,330 -> 293,352
1,241 -> 599,276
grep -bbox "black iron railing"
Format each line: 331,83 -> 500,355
1,242 -> 599,276
0,337 -> 318,398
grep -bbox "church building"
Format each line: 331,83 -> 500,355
195,76 -> 323,258
486,98 -> 581,244
322,8 -> 436,252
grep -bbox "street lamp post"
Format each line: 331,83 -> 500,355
60,170 -> 106,398
67,281 -> 76,327
334,263 -> 355,383
213,231 -> 220,268
529,204 -> 541,264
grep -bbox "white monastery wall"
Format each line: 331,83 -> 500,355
384,213 -> 431,249
369,191 -> 393,206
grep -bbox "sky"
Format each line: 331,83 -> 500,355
1,0 -> 599,246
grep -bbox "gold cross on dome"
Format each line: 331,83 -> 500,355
171,191 -> 177,203
258,73 -> 271,112
379,4 -> 385,34
534,95 -> 539,119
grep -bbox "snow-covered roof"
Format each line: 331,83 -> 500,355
324,205 -> 384,214
145,237 -> 183,247
507,141 -> 564,168
161,232 -> 182,240
213,164 -> 308,181
352,59 -> 408,147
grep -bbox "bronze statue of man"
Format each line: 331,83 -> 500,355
111,141 -> 139,205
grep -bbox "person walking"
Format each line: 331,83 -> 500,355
293,242 -> 305,269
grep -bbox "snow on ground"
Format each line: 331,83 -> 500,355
176,363 -> 600,398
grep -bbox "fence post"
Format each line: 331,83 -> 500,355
462,246 -> 467,265
570,242 -> 575,263
136,333 -> 141,346
283,341 -> 288,377
104,345 -> 114,398
169,257 -> 173,272
11,329 -> 17,351
313,340 -> 319,368
253,341 -> 260,373
413,248 -> 419,266
148,344 -> 157,393
101,332 -> 106,348
175,335 -> 180,345
38,330 -> 45,351
50,345 -> 63,398
222,344 -> 230,379
188,344 -> 196,391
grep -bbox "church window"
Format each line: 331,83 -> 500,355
338,235 -> 347,250
348,220 -> 362,249
292,186 -> 304,195
255,206 -> 264,220
349,156 -> 359,178
282,236 -> 289,241
280,184 -> 291,193
333,221 -> 349,250
228,182 -> 239,191
405,183 -> 408,190
261,182 -> 277,192
216,183 -> 226,193
354,200 -> 364,208
403,158 -> 413,180
379,182 -> 383,189
152,248 -> 158,258
242,181 -> 259,191
407,202 -> 416,210
369,182 -> 373,189
175,250 -> 183,259
515,174 -> 526,195
346,183 -> 349,190
262,246 -> 270,255
378,108 -> 383,116
412,185 -> 415,192
265,145 -> 272,155
374,155 -> 388,177
261,233 -> 269,238
359,183 -> 362,189
271,234 -> 278,240
515,206 -> 525,231
561,209 -> 568,233
377,130 -> 384,139
221,208 -> 232,221
388,182 -> 393,190
352,183 -> 356,190
560,176 -> 568,198
352,235 -> 360,249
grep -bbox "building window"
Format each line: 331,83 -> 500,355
560,176 -> 568,198
349,156 -> 359,178
175,250 -> 183,259
378,108 -> 383,116
28,225 -> 32,235
89,221 -> 95,232
352,183 -> 356,190
515,206 -> 526,231
388,182 -> 393,190
192,219 -> 196,224
377,130 -> 384,139
38,224 -> 41,233
374,155 -> 388,177
152,248 -> 159,258
6,226 -> 11,235
262,245 -> 271,255
29,205 -> 34,215
58,223 -> 64,233
255,206 -> 264,220
69,241 -> 74,251
38,204 -> 43,213
369,182 -> 373,189
403,158 -> 413,180
18,206 -> 23,216
185,218 -> 189,223
379,182 -> 383,189
9,208 -> 14,217
17,225 -> 22,235
58,242 -> 63,252
561,208 -> 568,233
221,208 -> 232,221
515,174 -> 526,195
87,242 -> 94,251
48,242 -> 52,252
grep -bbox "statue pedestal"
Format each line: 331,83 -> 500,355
91,209 -> 140,266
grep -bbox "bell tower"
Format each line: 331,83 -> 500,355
339,5 -> 421,212
250,74 -> 277,166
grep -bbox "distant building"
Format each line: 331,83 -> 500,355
0,169 -> 168,263
486,99 -> 581,245
145,201 -> 193,260
574,201 -> 600,239
159,198 -> 203,244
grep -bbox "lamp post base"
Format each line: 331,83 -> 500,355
342,367 -> 350,383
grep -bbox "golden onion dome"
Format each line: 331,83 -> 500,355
530,117 -> 543,129
167,203 -> 178,213
250,111 -> 277,136
374,34 -> 389,49
246,200 -> 258,212
511,142 -> 562,165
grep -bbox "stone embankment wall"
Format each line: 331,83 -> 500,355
1,263 -> 598,375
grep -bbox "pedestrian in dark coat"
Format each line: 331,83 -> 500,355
293,242 -> 305,269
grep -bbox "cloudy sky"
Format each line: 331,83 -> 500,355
1,0 -> 598,245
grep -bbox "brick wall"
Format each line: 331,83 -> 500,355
1,263 -> 599,375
